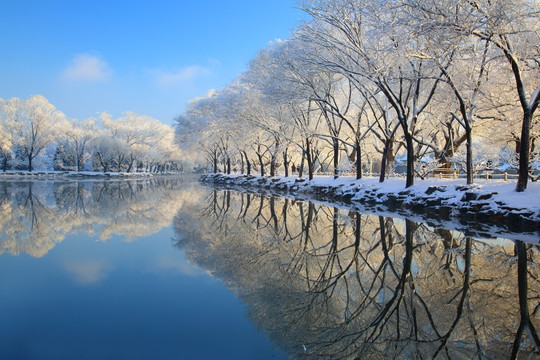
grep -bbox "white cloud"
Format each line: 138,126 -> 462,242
64,260 -> 111,286
148,256 -> 202,277
149,65 -> 211,87
61,53 -> 112,82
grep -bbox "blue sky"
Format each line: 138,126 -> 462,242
0,1 -> 305,124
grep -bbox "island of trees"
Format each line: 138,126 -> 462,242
176,0 -> 539,192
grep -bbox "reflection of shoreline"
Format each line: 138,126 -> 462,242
201,176 -> 540,244
174,188 -> 540,359
0,177 -> 198,258
0,170 -> 157,180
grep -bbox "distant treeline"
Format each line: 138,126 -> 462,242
0,95 -> 181,173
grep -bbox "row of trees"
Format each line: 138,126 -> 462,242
0,95 -> 181,173
176,0 -> 539,191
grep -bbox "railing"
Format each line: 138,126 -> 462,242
317,169 -> 521,181
223,168 -> 522,182
432,168 -> 460,179
431,168 -> 519,181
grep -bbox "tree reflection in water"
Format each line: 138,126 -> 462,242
0,178 -> 198,257
174,189 -> 540,359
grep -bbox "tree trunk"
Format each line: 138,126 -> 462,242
28,155 -> 33,172
126,160 -> 133,173
379,138 -> 392,183
516,111 -> 532,192
440,127 -> 467,167
257,153 -> 265,177
272,138 -> 279,177
226,157 -> 231,175
356,141 -> 362,180
117,156 -> 123,172
404,131 -> 415,188
465,124 -> 473,185
299,153 -> 305,178
333,139 -> 339,179
240,152 -> 245,174
306,139 -> 314,181
283,151 -> 289,177
243,151 -> 251,175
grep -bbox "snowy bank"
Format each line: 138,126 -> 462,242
200,174 -> 540,244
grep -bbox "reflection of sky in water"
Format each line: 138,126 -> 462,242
0,225 -> 286,359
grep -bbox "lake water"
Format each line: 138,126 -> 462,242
0,176 -> 538,359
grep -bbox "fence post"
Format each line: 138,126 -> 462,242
504,172 -> 508,181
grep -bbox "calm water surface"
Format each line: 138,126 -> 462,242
0,176 -> 538,359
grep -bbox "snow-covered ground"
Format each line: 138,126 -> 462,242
201,174 -> 540,244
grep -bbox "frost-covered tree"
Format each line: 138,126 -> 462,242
177,89 -> 236,174
138,121 -> 179,173
63,118 -> 96,171
267,38 -> 356,179
234,79 -> 294,177
2,95 -> 67,171
95,112 -> 178,173
0,98 -> 17,171
174,113 -> 204,170
407,0 -> 540,190
299,0 -> 446,187
91,130 -> 126,172
244,42 -> 327,180
176,0 -> 537,186
53,142 -> 77,171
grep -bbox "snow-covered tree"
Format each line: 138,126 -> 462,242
408,0 -> 540,190
63,118 -> 96,171
173,0 -> 537,187
177,90 -> 233,174
0,98 -> 17,171
2,95 -> 67,171
53,142 -> 77,171
299,0 -> 446,187
94,112 -> 179,173
244,41 -> 328,179
91,130 -> 126,172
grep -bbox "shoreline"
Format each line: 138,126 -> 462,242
200,173 -> 540,244
0,171 -> 184,180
